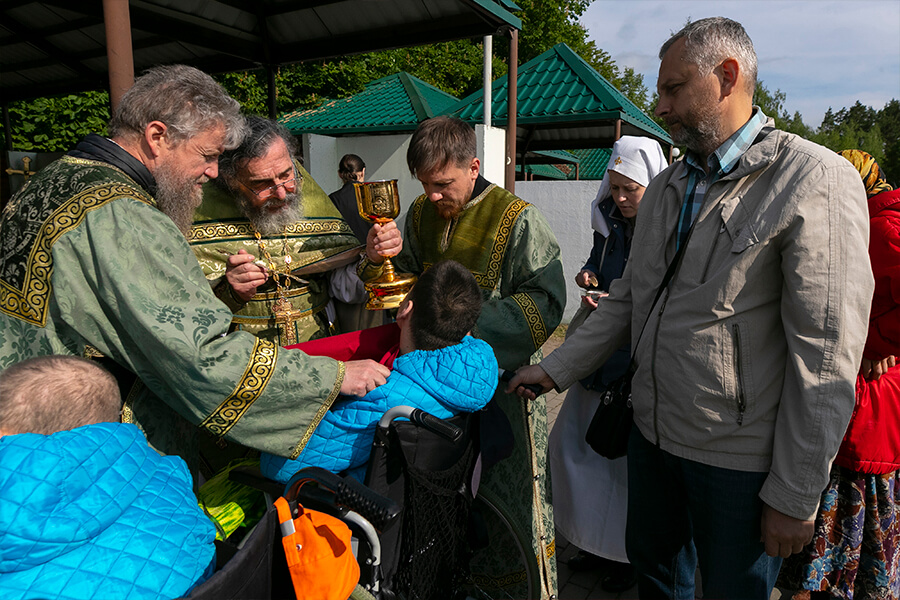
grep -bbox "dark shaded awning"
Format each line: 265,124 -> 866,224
1,0 -> 521,102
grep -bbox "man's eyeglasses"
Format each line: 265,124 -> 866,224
240,171 -> 302,200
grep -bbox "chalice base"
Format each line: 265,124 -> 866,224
364,272 -> 416,310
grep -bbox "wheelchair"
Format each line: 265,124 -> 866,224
183,405 -> 540,600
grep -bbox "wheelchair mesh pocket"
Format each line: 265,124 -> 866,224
393,443 -> 475,600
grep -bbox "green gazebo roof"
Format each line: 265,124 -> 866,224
450,43 -> 671,152
280,72 -> 459,135
569,148 -> 614,180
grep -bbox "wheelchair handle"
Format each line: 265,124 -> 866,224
499,368 -> 543,396
377,406 -> 463,443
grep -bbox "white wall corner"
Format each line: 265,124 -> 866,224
475,124 -> 506,186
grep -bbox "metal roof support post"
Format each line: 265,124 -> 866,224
483,36 -> 492,127
102,0 -> 134,112
505,28 -> 518,193
266,67 -> 277,119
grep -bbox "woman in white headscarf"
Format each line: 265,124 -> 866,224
550,136 -> 668,592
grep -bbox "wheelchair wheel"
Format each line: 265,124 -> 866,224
465,487 -> 541,600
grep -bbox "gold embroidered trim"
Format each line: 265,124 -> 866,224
120,379 -> 145,425
511,292 -> 548,350
229,297 -> 326,325
482,199 -> 528,290
288,360 -> 345,459
545,537 -> 556,558
1,183 -> 153,326
200,338 -> 278,438
189,219 -> 351,243
83,344 -> 105,359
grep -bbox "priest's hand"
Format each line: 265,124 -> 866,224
226,249 -> 268,302
341,359 -> 391,396
366,221 -> 402,264
506,364 -> 556,401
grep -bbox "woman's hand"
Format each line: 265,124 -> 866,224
575,269 -> 598,289
862,355 -> 897,381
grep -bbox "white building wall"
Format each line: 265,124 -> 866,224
516,180 -> 599,323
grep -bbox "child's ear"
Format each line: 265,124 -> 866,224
397,299 -> 413,323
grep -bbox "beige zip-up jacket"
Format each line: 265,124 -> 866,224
542,122 -> 873,519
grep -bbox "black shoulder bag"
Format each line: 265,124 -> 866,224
584,223 -> 693,460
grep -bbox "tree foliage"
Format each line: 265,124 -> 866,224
2,91 -> 110,152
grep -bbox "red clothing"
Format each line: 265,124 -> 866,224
284,323 -> 401,368
835,188 -> 900,474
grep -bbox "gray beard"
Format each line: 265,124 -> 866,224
670,111 -> 724,158
155,169 -> 204,237
236,190 -> 304,235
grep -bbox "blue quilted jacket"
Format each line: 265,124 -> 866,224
262,335 -> 498,483
0,422 -> 216,600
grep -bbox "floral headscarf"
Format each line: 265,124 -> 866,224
838,149 -> 893,198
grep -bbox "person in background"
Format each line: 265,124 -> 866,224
0,356 -> 216,600
509,17 -> 873,599
328,153 -> 384,332
778,150 -> 900,599
552,136 -> 667,593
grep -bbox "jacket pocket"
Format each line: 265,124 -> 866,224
700,197 -> 759,284
727,320 -> 755,425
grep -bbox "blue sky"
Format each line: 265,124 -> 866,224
580,0 -> 900,128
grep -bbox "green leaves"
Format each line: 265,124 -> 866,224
3,91 -> 110,151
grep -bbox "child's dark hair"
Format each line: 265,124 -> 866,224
407,260 -> 482,352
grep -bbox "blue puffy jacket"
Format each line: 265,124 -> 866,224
0,422 -> 215,600
262,335 -> 498,483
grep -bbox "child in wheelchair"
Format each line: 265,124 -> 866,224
260,259 -> 498,484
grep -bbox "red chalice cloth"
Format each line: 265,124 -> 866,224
283,323 -> 401,369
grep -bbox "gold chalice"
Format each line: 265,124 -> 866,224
354,179 -> 416,310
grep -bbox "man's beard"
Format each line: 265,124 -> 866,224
236,191 -> 303,235
435,197 -> 465,220
155,167 -> 205,237
667,104 -> 724,157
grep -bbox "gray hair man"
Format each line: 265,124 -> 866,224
510,17 -> 873,598
0,65 -> 388,481
189,116 -> 363,346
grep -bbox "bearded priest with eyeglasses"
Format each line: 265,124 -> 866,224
189,116 -> 364,347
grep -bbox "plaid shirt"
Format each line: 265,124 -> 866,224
676,109 -> 768,250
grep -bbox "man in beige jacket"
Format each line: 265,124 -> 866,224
509,17 -> 873,599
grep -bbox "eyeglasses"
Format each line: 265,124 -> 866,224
239,171 -> 302,200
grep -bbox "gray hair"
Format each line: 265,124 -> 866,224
0,356 -> 122,435
216,115 -> 299,185
659,17 -> 757,96
108,64 -> 246,149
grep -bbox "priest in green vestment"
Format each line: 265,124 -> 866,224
0,66 -> 389,482
362,116 -> 565,599
189,116 -> 363,347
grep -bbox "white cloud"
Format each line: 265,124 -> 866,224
581,0 -> 900,127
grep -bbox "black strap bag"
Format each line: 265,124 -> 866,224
584,222 -> 693,460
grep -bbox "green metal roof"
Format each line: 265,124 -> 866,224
569,148 -> 613,180
280,72 -> 459,135
449,43 -> 671,150
524,163 -> 571,180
